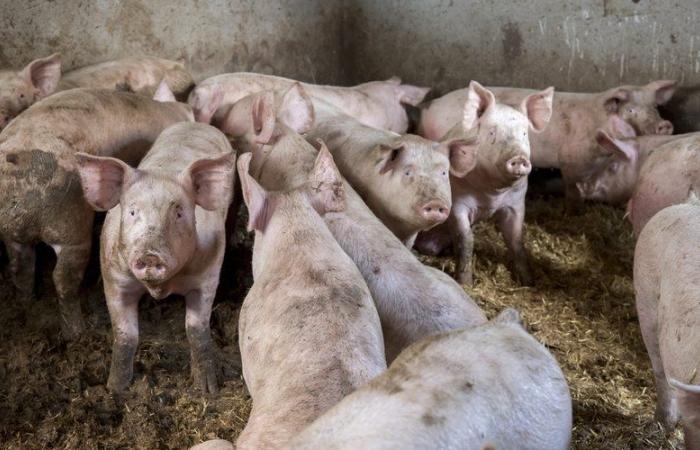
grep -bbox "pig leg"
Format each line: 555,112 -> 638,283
105,283 -> 143,393
450,205 -> 474,285
51,242 -> 91,339
185,288 -> 219,395
5,240 -> 36,302
496,207 -> 533,286
637,299 -> 678,429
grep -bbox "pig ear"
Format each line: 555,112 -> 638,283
153,80 -> 176,103
308,140 -> 345,215
237,152 -> 275,232
378,144 -> 405,175
595,130 -> 636,161
603,88 -> 630,113
397,84 -> 431,106
251,91 -> 276,145
74,153 -> 133,211
21,53 -> 61,98
463,81 -> 494,131
645,80 -> 677,105
608,115 -> 637,138
189,86 -> 223,124
442,135 -> 479,178
386,76 -> 402,85
520,87 -> 554,132
182,152 -> 237,211
278,83 -> 315,134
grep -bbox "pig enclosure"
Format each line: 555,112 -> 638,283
1,0 -> 699,448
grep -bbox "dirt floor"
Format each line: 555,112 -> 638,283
0,194 -> 686,449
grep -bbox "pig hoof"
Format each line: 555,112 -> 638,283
655,406 -> 679,431
516,270 -> 535,287
193,360 -> 220,395
107,376 -> 131,394
60,316 -> 86,341
456,271 -> 473,286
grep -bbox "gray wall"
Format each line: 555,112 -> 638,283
343,0 -> 700,131
1,0 -> 698,129
0,0 -> 345,83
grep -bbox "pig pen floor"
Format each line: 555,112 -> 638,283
0,196 -> 685,449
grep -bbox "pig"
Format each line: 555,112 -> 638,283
189,440 -> 233,450
305,98 -> 478,247
59,56 -> 194,100
420,80 -> 676,201
0,84 -> 193,339
75,122 -> 236,394
627,134 -> 700,236
226,84 -> 486,362
0,53 -> 61,130
235,149 -> 386,449
634,200 -> 700,448
285,309 -> 572,450
416,81 -> 553,286
189,72 -> 429,133
576,116 -> 687,205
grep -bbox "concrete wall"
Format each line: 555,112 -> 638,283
343,0 -> 700,131
0,0 -> 345,83
1,1 -> 698,129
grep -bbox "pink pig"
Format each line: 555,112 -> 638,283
416,81 -> 553,286
189,72 -> 429,133
634,200 -> 700,448
76,122 -> 236,394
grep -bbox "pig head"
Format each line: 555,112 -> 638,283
77,152 -> 235,290
601,80 -> 676,136
0,54 -> 61,129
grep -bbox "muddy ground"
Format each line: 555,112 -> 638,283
0,195 -> 685,449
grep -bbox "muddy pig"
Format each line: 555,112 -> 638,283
306,98 -> 478,247
628,134 -> 700,236
576,115 -> 688,205
416,81 -> 553,286
59,56 -> 194,100
76,122 -> 235,394
420,80 -> 675,201
285,309 -> 572,450
189,72 -> 429,133
226,84 -> 485,362
0,53 -> 61,130
634,200 -> 700,448
235,149 -> 386,449
0,84 -> 193,339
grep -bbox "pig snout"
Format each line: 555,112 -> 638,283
655,120 -> 673,135
505,156 -> 532,178
418,200 -> 450,224
131,253 -> 169,282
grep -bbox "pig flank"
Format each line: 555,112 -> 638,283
235,151 -> 386,449
188,72 -> 429,133
0,87 -> 192,338
306,99 -> 455,246
416,81 -> 552,286
419,80 -> 675,200
285,314 -> 572,450
77,122 -> 236,394
225,86 -> 485,362
634,202 -> 700,448
59,56 -> 194,100
628,134 -> 700,236
0,53 -> 61,130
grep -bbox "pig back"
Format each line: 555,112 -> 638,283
138,122 -> 233,173
630,135 -> 700,235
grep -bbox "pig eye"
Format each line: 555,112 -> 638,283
442,170 -> 447,177
175,205 -> 183,219
19,94 -> 24,99
489,129 -> 496,137
129,210 -> 135,216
